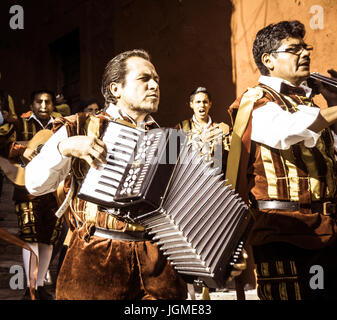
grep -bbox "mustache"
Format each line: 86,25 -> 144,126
299,58 -> 310,66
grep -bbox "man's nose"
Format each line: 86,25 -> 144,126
302,47 -> 311,57
40,101 -> 47,110
148,79 -> 159,90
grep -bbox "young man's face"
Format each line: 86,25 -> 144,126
265,37 -> 312,85
84,103 -> 99,115
116,56 -> 160,115
30,93 -> 54,121
190,92 -> 212,122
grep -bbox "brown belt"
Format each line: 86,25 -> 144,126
254,200 -> 336,216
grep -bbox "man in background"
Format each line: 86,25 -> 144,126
4,89 -> 63,299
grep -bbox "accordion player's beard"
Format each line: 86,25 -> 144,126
129,101 -> 159,116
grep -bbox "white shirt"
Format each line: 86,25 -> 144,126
251,76 -> 321,150
0,111 -> 4,126
28,113 -> 55,129
25,104 -> 157,196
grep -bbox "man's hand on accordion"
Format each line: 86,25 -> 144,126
227,248 -> 248,282
58,135 -> 107,169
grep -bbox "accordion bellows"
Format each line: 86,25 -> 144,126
78,121 -> 252,288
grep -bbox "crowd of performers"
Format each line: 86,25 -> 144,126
1,20 -> 337,300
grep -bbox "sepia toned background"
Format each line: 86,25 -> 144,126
231,0 -> 337,109
0,0 -> 336,126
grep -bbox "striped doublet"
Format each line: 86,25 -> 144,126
251,85 -> 337,206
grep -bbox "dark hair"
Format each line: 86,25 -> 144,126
101,49 -> 151,107
189,87 -> 212,103
80,97 -> 100,111
253,20 -> 306,75
30,89 -> 56,105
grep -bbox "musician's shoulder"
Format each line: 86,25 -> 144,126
176,119 -> 192,132
114,118 -> 137,128
20,111 -> 32,122
216,122 -> 230,135
51,111 -> 63,119
243,86 -> 265,101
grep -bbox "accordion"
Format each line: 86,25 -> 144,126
77,121 -> 252,288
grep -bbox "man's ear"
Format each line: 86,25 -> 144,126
109,82 -> 122,100
261,53 -> 274,72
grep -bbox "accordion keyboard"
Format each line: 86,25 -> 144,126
77,121 -> 173,209
77,121 -> 142,207
115,129 -> 168,199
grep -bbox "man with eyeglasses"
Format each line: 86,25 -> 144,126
227,20 -> 337,300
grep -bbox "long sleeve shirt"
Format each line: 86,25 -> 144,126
251,75 -> 322,150
25,104 -> 158,196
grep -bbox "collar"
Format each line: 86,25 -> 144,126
192,114 -> 212,129
27,113 -> 55,129
105,103 -> 159,128
259,75 -> 312,98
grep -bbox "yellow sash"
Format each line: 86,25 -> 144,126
225,87 -> 264,189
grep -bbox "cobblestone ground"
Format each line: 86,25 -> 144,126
0,177 -> 258,301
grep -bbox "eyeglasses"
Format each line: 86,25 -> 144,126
271,44 -> 314,56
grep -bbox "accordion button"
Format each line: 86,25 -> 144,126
129,180 -> 135,187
